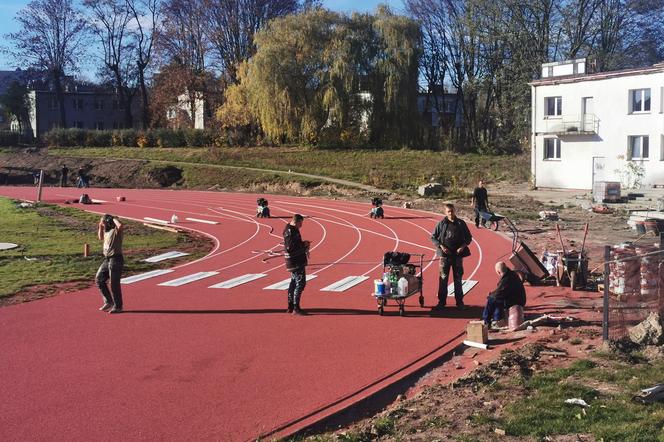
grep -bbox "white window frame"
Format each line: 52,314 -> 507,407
544,96 -> 562,118
543,138 -> 561,160
630,89 -> 651,113
629,135 -> 649,160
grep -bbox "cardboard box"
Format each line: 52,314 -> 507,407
466,321 -> 488,344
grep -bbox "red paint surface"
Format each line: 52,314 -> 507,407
0,187 -> 512,441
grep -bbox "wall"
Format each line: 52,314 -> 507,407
532,70 -> 664,189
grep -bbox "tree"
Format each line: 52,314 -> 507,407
126,0 -> 160,129
7,0 -> 87,128
85,0 -> 138,128
0,82 -> 30,136
202,0 -> 301,84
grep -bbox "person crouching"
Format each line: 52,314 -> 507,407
482,262 -> 526,327
283,214 -> 310,315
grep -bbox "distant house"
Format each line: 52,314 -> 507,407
417,90 -> 462,128
0,69 -> 39,131
166,91 -> 210,130
530,58 -> 664,189
24,84 -> 142,138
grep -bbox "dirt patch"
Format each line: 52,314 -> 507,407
148,165 -> 183,187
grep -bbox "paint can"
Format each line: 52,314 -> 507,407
374,279 -> 385,296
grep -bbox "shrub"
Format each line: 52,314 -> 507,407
184,128 -> 213,147
136,131 -> 156,148
85,130 -> 112,147
0,130 -> 20,146
111,129 -> 137,147
44,128 -> 87,147
154,128 -> 186,147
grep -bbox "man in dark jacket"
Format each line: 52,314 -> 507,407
472,179 -> 489,228
482,262 -> 526,326
430,203 -> 473,310
283,214 -> 310,315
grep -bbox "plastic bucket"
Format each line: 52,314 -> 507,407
374,280 -> 385,296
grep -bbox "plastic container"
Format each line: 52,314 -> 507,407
374,280 -> 385,296
383,275 -> 391,296
397,277 -> 409,297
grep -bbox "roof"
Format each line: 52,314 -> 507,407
529,62 -> 664,87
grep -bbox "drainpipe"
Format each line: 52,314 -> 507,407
531,84 -> 537,189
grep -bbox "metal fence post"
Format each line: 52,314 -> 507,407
603,245 -> 610,342
37,169 -> 44,203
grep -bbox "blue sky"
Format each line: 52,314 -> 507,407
0,0 -> 403,72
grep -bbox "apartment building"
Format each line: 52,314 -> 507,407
530,58 -> 664,189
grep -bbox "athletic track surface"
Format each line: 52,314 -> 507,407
0,187 -> 512,441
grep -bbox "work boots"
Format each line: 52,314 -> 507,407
287,302 -> 294,314
292,304 -> 305,316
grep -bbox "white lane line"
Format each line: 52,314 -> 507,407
91,199 -> 107,203
144,251 -> 190,263
158,272 -> 219,287
446,280 -> 479,297
209,273 -> 267,289
144,217 -> 170,225
121,269 -> 174,285
185,217 -> 219,225
264,275 -> 318,290
320,276 -> 369,292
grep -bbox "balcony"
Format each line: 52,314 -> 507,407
540,114 -> 598,135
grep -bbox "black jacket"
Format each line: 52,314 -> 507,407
431,217 -> 472,257
283,223 -> 307,271
489,269 -> 526,308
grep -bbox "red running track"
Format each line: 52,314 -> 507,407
0,187 -> 512,441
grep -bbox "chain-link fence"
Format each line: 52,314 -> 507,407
604,240 -> 664,341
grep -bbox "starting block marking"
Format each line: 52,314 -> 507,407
144,251 -> 190,263
159,272 -> 219,287
209,274 -> 267,289
121,269 -> 174,285
446,280 -> 478,297
321,276 -> 369,292
264,275 -> 317,290
144,217 -> 170,225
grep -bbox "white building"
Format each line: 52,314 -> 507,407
530,59 -> 664,190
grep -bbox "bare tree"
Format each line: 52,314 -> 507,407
202,0 -> 300,83
126,0 -> 160,129
85,0 -> 137,128
7,0 -> 88,128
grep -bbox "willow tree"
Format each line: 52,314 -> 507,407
223,7 -> 422,147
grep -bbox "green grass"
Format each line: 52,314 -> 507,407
503,358 -> 664,441
49,146 -> 530,193
0,197 -> 207,298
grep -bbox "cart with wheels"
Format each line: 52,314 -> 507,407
478,210 -> 506,231
372,252 -> 425,316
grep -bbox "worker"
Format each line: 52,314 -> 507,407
96,214 -> 124,314
60,164 -> 69,187
482,261 -> 526,327
283,214 -> 310,315
472,179 -> 489,228
430,203 -> 472,310
76,168 -> 89,188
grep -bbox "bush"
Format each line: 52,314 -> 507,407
0,130 -> 20,146
85,130 -> 112,147
111,129 -> 138,147
184,129 -> 213,147
44,128 -> 87,147
154,128 -> 186,148
136,131 -> 156,148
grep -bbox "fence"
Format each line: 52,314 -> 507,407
603,233 -> 664,341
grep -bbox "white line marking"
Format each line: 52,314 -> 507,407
144,217 -> 169,225
209,274 -> 267,289
446,280 -> 479,297
186,217 -> 219,225
121,269 -> 174,284
143,251 -> 190,263
321,276 -> 369,292
91,199 -> 107,203
158,271 -> 219,287
264,275 -> 318,290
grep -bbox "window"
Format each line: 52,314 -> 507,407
629,135 -> 649,159
94,99 -> 104,110
48,98 -> 58,110
545,97 -> 562,117
72,99 -> 83,110
544,138 -> 561,160
95,121 -> 104,130
75,121 -> 84,129
630,89 -> 651,113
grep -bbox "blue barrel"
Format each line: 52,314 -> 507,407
374,279 -> 385,295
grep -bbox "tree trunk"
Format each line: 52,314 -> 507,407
52,70 -> 67,128
138,65 -> 149,129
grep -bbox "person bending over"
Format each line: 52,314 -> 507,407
97,214 -> 124,314
283,214 -> 310,315
482,261 -> 526,327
